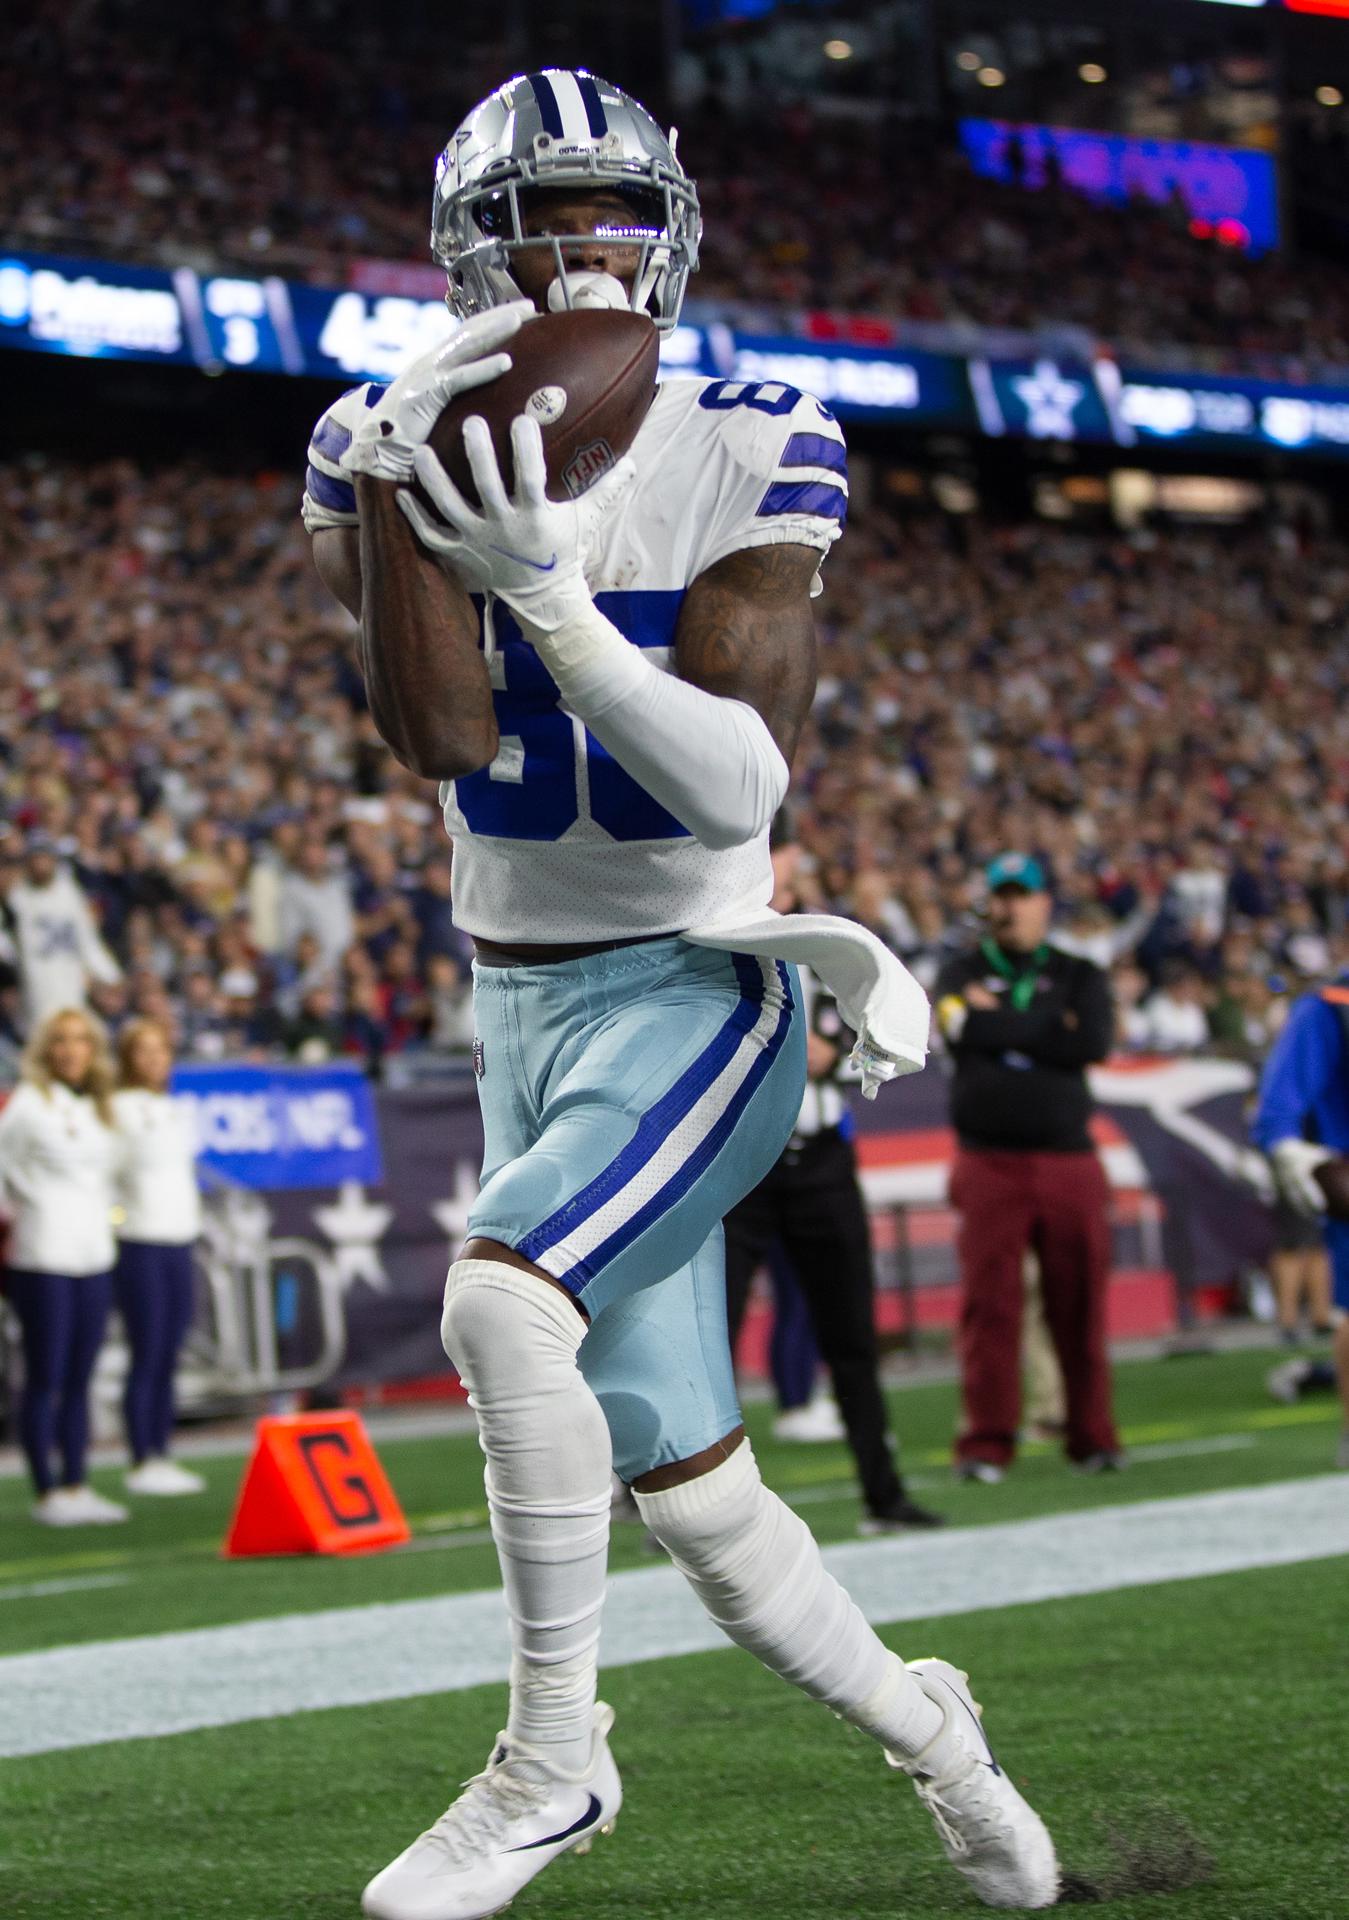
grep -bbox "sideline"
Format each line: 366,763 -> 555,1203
2,1474 -> 1346,1759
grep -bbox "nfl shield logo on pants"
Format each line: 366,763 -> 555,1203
472,1038 -> 486,1080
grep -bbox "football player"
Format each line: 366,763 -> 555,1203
303,68 -> 1057,1920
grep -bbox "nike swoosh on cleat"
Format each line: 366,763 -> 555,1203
936,1678 -> 1003,1776
507,1795 -> 602,1852
488,545 -> 557,573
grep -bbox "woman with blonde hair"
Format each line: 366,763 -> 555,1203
113,1017 -> 206,1495
0,1006 -> 127,1523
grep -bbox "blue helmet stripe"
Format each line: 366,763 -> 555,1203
529,72 -> 565,139
576,74 -> 608,137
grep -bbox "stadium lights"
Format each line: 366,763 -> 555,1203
977,67 -> 1006,88
956,50 -> 982,71
1316,85 -> 1344,106
1079,63 -> 1108,85
823,38 -> 853,60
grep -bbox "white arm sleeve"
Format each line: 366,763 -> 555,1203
530,601 -> 789,852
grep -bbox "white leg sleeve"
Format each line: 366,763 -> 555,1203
634,1440 -> 944,1759
441,1259 -> 612,1773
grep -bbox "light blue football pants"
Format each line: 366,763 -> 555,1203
466,938 -> 806,1479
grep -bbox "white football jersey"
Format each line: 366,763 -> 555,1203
303,373 -> 847,942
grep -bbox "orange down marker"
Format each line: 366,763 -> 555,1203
223,1411 -> 410,1557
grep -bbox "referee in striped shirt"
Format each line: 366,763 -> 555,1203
724,826 -> 942,1533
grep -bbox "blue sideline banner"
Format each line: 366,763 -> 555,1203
171,1062 -> 383,1192
7,247 -> 1349,457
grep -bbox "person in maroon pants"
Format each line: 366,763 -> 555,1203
934,854 -> 1122,1482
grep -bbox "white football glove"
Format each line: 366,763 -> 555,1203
1270,1138 -> 1332,1217
397,414 -> 635,633
341,302 -> 534,486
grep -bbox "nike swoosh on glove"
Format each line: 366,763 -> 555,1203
397,414 -> 635,634
341,301 -> 534,486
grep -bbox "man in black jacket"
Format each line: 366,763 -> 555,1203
934,854 -> 1122,1481
725,824 -> 943,1532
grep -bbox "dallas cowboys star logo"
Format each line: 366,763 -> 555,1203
312,1180 -> 393,1294
431,1158 -> 482,1266
1011,359 -> 1085,440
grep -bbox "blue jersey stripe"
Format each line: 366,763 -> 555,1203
529,72 -> 565,138
779,432 -> 847,476
757,479 -> 848,523
306,464 -> 356,515
477,589 -> 684,653
576,74 -> 608,137
591,588 -> 684,649
516,956 -> 786,1281
311,414 -> 352,464
544,961 -> 796,1292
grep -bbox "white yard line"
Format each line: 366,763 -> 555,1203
783,1433 -> 1259,1507
2,1475 -> 1346,1760
1127,1434 -> 1257,1462
0,1574 -> 131,1604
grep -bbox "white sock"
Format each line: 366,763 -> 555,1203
634,1440 -> 944,1758
441,1259 -> 612,1774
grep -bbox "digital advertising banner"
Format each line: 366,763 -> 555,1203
172,1061 -> 383,1193
6,246 -> 1349,459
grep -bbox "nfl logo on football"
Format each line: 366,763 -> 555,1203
563,438 -> 615,497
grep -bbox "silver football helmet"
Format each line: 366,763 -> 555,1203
432,69 -> 701,331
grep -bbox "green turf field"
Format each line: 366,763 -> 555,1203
0,1345 -> 1339,1656
1,1346 -> 1345,1918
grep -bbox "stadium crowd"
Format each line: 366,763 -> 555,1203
7,1 -> 1349,373
3,447 -> 1346,1073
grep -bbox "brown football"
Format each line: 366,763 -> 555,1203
1313,1155 -> 1349,1220
422,308 -> 659,511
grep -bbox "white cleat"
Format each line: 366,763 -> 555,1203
772,1395 -> 846,1444
890,1658 -> 1059,1909
124,1457 -> 207,1496
32,1485 -> 129,1526
361,1703 -> 621,1920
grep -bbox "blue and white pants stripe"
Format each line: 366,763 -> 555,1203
466,938 -> 805,1478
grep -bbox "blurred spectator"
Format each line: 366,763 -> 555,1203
3,449 -> 1347,1063
1109,962 -> 1153,1053
425,954 -> 475,1052
5,838 -> 122,1032
0,1007 -> 127,1525
1137,962 -> 1211,1054
112,1017 -> 208,1497
277,838 -> 354,971
286,980 -> 347,1063
4,11 -> 1349,371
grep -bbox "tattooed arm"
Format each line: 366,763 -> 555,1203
674,543 -> 820,764
311,480 -> 497,781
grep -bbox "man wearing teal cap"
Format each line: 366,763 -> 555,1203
934,854 -> 1121,1481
